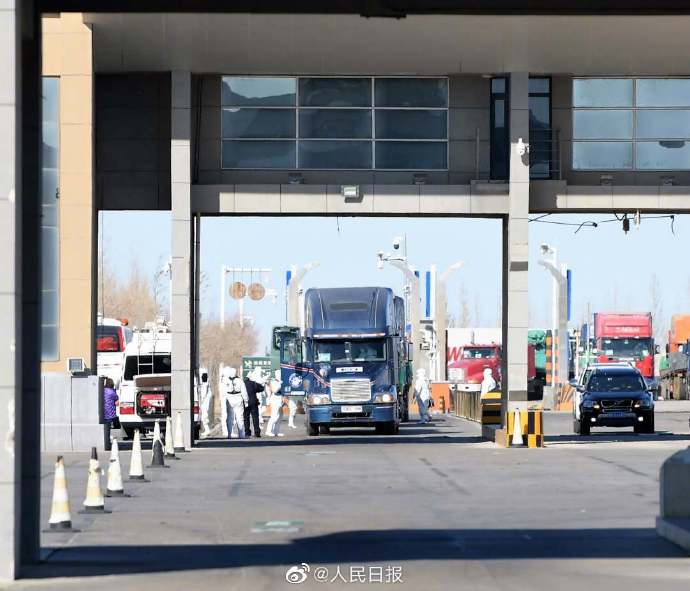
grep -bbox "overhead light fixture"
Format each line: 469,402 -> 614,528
622,214 -> 630,234
341,185 -> 360,201
413,173 -> 428,185
288,173 -> 304,185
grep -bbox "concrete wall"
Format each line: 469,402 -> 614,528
41,14 -> 96,373
96,73 -> 171,209
192,74 -> 490,187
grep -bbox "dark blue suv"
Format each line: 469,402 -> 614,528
574,366 -> 655,435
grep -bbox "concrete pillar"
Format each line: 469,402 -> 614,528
171,71 -> 193,450
501,72 -> 530,419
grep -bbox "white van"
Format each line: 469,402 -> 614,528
118,322 -> 201,439
96,317 -> 132,387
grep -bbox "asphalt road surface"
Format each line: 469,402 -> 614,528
9,409 -> 690,590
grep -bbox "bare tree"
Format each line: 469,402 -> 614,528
649,273 -> 666,346
98,256 -> 162,328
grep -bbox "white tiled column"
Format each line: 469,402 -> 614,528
502,72 -> 530,417
171,71 -> 193,450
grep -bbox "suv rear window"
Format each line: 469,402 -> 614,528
123,355 -> 172,380
97,326 -> 122,353
587,372 -> 646,393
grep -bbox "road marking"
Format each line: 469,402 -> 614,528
251,520 -> 304,533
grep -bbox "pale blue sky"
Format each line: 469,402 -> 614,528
100,211 -> 689,352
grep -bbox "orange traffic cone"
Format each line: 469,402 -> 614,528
44,456 -> 80,532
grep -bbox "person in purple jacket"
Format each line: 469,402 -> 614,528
103,377 -> 119,450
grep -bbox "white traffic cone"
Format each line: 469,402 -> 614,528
80,447 -> 110,514
173,411 -> 186,452
44,456 -> 79,532
164,416 -> 178,459
511,409 -> 524,447
105,438 -> 129,497
152,419 -> 162,445
128,429 -> 149,482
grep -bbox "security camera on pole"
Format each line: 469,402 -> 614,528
377,236 -> 423,375
538,243 -> 569,401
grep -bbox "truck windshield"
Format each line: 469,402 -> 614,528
123,355 -> 172,380
600,338 -> 652,358
462,347 -> 497,359
587,372 -> 646,392
313,340 -> 386,363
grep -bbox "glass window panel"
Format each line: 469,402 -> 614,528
491,78 -> 506,94
572,141 -> 633,170
41,289 -> 58,325
42,325 -> 58,361
573,79 -> 633,108
375,110 -> 447,140
299,78 -> 371,107
298,141 -> 371,169
42,168 -> 58,205
42,204 -> 58,227
41,226 -> 59,290
222,77 -> 296,107
529,96 -> 550,129
375,141 -> 447,170
222,140 -> 295,169
636,141 -> 690,170
529,78 -> 550,93
42,77 -> 59,123
299,109 -> 371,139
222,108 -> 295,138
42,122 -> 59,168
637,79 -> 690,107
375,78 -> 448,108
636,110 -> 690,139
573,110 -> 633,139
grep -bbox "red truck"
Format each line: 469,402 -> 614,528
593,313 -> 654,378
447,338 -> 540,399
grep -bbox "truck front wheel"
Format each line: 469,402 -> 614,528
577,415 -> 591,436
307,422 -> 319,436
376,421 -> 397,435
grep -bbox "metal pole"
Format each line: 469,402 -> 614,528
220,265 -> 226,329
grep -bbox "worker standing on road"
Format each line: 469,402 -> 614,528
286,396 -> 299,429
243,367 -> 265,438
480,367 -> 497,397
102,377 -> 119,451
414,368 -> 431,424
265,370 -> 285,437
223,367 -> 248,439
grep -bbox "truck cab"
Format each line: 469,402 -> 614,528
280,287 -> 411,436
96,317 -> 132,387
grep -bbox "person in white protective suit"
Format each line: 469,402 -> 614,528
480,367 -> 497,397
223,366 -> 248,439
265,370 -> 285,437
414,368 -> 431,424
199,369 -> 213,438
286,396 -> 299,429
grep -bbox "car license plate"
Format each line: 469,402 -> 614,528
603,411 -> 631,418
341,405 -> 363,413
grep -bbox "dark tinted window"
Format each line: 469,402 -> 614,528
123,355 -> 172,380
587,372 -> 646,392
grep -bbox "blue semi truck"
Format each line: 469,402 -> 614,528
275,286 -> 412,436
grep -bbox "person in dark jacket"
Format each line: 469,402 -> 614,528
103,377 -> 119,450
243,368 -> 265,438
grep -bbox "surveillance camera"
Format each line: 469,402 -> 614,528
540,243 -> 550,255
377,260 -> 384,270
392,237 -> 401,250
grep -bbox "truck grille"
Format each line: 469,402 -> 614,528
600,399 -> 633,410
330,378 -> 371,403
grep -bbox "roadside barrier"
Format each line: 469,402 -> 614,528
45,456 -> 79,532
554,383 -> 575,411
80,447 -> 110,514
174,411 -> 186,452
128,429 -> 149,482
453,390 -> 502,425
164,416 -> 178,460
506,410 -> 544,448
105,438 -> 129,497
480,391 -> 502,425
